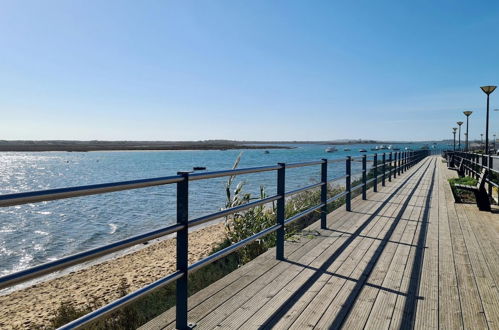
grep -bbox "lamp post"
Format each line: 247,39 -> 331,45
453,127 -> 457,151
480,85 -> 497,154
463,111 -> 472,151
494,134 -> 497,153
481,133 -> 484,150
457,121 -> 463,151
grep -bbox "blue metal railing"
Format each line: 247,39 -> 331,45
0,150 -> 429,329
443,150 -> 499,203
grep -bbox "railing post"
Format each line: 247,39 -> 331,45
176,171 -> 190,330
346,156 -> 351,211
393,152 -> 397,179
388,152 -> 392,182
398,152 -> 402,176
276,163 -> 286,260
362,155 -> 367,200
403,151 -> 406,172
320,159 -> 328,229
373,153 -> 378,192
476,154 -> 480,180
487,155 -> 493,198
382,153 -> 386,187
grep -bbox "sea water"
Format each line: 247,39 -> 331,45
0,143 -> 441,277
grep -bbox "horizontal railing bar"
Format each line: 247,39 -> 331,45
286,160 -> 325,169
350,183 -> 363,192
188,194 -> 280,227
188,164 -> 281,181
285,182 -> 324,198
0,223 -> 185,290
0,175 -> 183,207
284,203 -> 324,225
326,190 -> 348,204
59,270 -> 183,329
366,177 -> 376,184
188,224 -> 281,272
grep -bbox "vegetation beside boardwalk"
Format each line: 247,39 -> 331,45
448,176 -> 478,203
48,156 -> 383,329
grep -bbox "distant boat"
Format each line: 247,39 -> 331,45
193,166 -> 206,171
370,146 -> 379,151
344,148 -> 351,151
359,148 -> 367,152
379,145 -> 388,150
325,147 -> 338,153
388,145 -> 392,150
392,147 -> 400,151
264,150 -> 270,154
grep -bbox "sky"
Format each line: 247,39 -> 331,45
1,1 -> 499,142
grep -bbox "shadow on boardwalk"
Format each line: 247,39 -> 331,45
259,159 -> 435,329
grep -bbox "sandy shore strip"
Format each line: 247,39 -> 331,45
0,222 -> 227,329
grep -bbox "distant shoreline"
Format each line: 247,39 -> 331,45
0,141 -> 293,152
0,139 -> 438,152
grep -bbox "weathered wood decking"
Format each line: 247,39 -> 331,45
141,156 -> 499,329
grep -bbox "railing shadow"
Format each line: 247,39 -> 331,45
258,158 -> 434,329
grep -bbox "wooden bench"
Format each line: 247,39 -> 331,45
455,169 -> 491,211
448,157 -> 465,177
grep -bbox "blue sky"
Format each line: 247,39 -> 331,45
1,1 -> 498,141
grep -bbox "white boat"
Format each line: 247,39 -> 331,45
325,147 -> 338,153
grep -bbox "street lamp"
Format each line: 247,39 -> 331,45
481,133 -> 484,150
480,85 -> 497,154
494,134 -> 497,152
453,127 -> 457,151
463,111 -> 473,151
457,121 -> 463,151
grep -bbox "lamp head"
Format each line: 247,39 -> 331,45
453,127 -> 457,132
481,86 -> 497,95
457,121 -> 463,126
463,111 -> 473,116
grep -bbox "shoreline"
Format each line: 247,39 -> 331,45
0,141 -> 293,152
0,221 -> 227,329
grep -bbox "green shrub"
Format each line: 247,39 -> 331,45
449,176 -> 477,203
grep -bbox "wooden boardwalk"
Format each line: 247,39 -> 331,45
141,156 -> 499,329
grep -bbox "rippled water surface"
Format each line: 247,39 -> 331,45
0,143 -> 441,276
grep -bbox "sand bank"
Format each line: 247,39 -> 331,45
0,222 -> 226,329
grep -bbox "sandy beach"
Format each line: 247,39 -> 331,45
0,222 -> 227,329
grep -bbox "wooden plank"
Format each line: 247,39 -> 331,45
456,203 -> 499,328
338,159 -> 434,329
413,160 -> 440,330
389,160 -> 435,329
299,159 -> 432,329
318,159 -> 436,328
436,160 -> 463,329
444,162 -> 488,329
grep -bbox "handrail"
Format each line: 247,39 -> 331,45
443,150 -> 499,201
0,175 -> 183,207
0,149 -> 430,329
